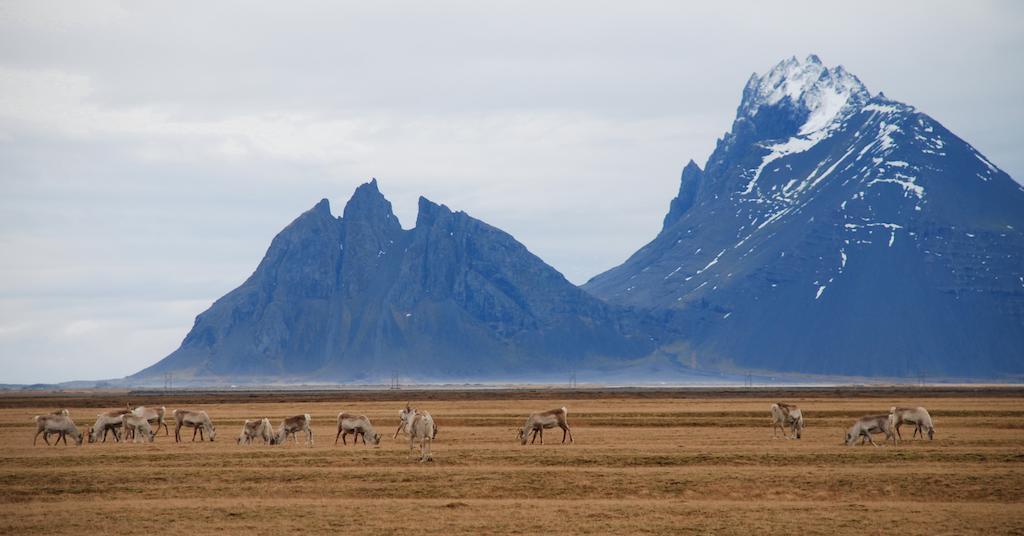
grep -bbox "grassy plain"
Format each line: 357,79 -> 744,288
0,388 -> 1022,534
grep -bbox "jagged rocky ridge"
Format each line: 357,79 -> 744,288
584,55 -> 1024,377
135,180 -> 660,382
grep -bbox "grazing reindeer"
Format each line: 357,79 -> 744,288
844,415 -> 896,446
770,402 -> 805,439
40,409 -> 72,443
131,406 -> 169,436
889,406 -> 935,441
88,409 -> 131,443
237,418 -> 274,445
517,407 -> 573,445
173,409 -> 217,442
335,413 -> 381,446
121,413 -> 156,443
394,403 -> 438,440
274,414 -> 314,446
33,414 -> 84,446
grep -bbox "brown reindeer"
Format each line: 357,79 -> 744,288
517,407 -> 573,445
172,409 -> 217,442
335,413 -> 381,446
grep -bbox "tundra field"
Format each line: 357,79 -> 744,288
1,387 -> 1023,534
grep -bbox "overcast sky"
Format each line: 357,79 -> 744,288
1,1 -> 1022,384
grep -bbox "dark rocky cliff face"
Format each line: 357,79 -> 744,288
584,55 -> 1024,377
135,180 -> 656,382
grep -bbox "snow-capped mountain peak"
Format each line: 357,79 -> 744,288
740,54 -> 870,137
585,55 -> 1024,379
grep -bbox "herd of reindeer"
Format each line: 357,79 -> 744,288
30,402 -> 936,462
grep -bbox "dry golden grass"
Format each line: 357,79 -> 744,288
1,390 -> 1022,534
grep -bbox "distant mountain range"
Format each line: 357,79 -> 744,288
134,180 -> 663,383
134,55 -> 1024,383
584,55 -> 1024,377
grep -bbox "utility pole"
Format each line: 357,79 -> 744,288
389,370 -> 400,390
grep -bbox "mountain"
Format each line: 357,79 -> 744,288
134,180 -> 657,383
584,55 -> 1024,378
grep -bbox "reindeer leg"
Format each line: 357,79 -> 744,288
335,428 -> 342,446
34,429 -> 44,446
60,432 -> 68,445
529,429 -> 538,444
566,425 -> 574,444
539,428 -> 544,445
174,423 -> 182,443
561,425 -> 568,444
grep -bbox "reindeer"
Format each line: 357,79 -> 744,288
274,414 -> 313,446
33,414 -> 84,446
517,407 -> 573,445
121,413 -> 156,443
770,402 -> 805,439
844,415 -> 896,446
38,409 -> 72,443
172,409 -> 217,442
394,403 -> 438,440
335,413 -> 381,446
889,406 -> 935,441
237,418 -> 275,445
88,409 -> 131,443
130,406 -> 169,436
407,411 -> 435,462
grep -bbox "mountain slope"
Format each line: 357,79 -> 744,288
135,180 -> 656,382
585,55 -> 1024,377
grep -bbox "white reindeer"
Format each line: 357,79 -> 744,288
889,406 -> 935,441
88,409 -> 132,443
517,407 -> 573,445
335,413 -> 381,446
770,402 -> 804,439
237,418 -> 275,445
33,414 -> 84,446
121,413 -> 156,443
844,415 -> 896,446
407,411 -> 435,462
274,414 -> 314,446
173,409 -> 217,442
394,403 -> 438,440
131,406 -> 169,436
39,409 -> 72,443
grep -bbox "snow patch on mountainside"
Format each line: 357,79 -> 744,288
739,55 -> 871,197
